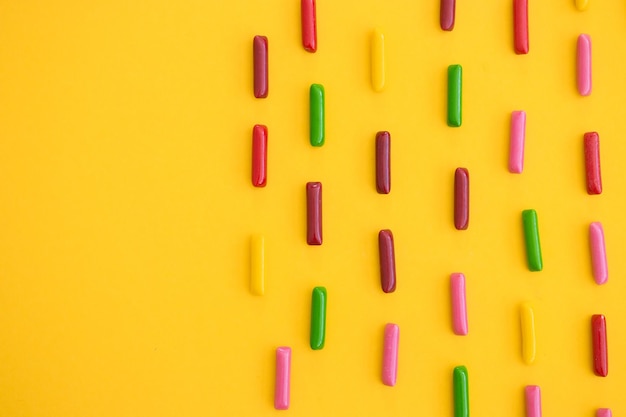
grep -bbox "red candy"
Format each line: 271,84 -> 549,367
376,131 -> 391,194
378,230 -> 396,293
440,0 -> 456,31
513,0 -> 529,54
253,36 -> 268,98
306,182 -> 322,245
251,125 -> 267,187
592,314 -> 608,377
584,132 -> 602,195
301,0 -> 317,52
454,168 -> 469,230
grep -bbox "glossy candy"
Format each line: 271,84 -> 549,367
597,409 -> 612,417
522,209 -> 543,271
253,36 -> 268,98
454,168 -> 469,230
382,323 -> 399,386
453,366 -> 469,417
310,287 -> 327,350
577,34 -> 592,96
440,0 -> 456,30
447,65 -> 462,127
514,0 -> 529,54
371,29 -> 385,92
575,0 -> 589,10
378,230 -> 396,293
589,222 -> 608,285
274,347 -> 291,410
250,235 -> 265,295
301,0 -> 317,52
584,132 -> 602,195
520,302 -> 536,364
306,182 -> 322,245
252,125 -> 267,187
525,386 -> 542,417
592,314 -> 608,377
310,84 -> 325,147
450,273 -> 468,335
376,131 -> 391,194
509,111 -> 526,173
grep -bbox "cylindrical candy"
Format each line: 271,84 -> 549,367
577,34 -> 592,96
440,0 -> 456,31
447,65 -> 462,127
450,273 -> 468,335
509,111 -> 526,173
274,347 -> 291,410
301,0 -> 317,52
376,131 -> 391,194
252,124 -> 267,187
525,386 -> 542,417
592,314 -> 608,377
520,302 -> 536,364
522,209 -> 543,271
371,29 -> 385,92
454,168 -> 469,230
584,132 -> 602,195
589,222 -> 608,285
310,287 -> 327,350
382,323 -> 399,386
514,0 -> 529,54
310,84 -> 325,147
253,36 -> 268,98
453,366 -> 469,417
378,230 -> 396,293
306,182 -> 322,245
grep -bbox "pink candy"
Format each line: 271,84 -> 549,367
589,222 -> 608,285
382,323 -> 399,386
525,385 -> 542,417
274,347 -> 291,410
577,34 -> 592,96
450,273 -> 468,335
509,111 -> 526,173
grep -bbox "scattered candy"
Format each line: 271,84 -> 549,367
592,314 -> 608,377
378,230 -> 396,293
453,366 -> 469,417
310,287 -> 327,350
584,132 -> 602,195
251,124 -> 268,187
450,273 -> 468,335
253,36 -> 268,98
250,235 -> 265,295
509,111 -> 526,173
525,386 -> 542,417
382,323 -> 399,386
454,168 -> 469,230
514,0 -> 529,54
301,0 -> 317,52
589,222 -> 608,285
522,209 -> 543,271
306,182 -> 323,245
577,34 -> 592,96
310,84 -> 325,146
274,347 -> 291,410
440,0 -> 456,31
376,131 -> 391,194
520,302 -> 536,364
371,29 -> 385,92
447,65 -> 463,127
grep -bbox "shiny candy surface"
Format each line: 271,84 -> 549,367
454,168 -> 469,230
253,36 -> 268,98
310,287 -> 327,350
274,347 -> 291,410
584,132 -> 602,195
522,209 -> 543,271
589,222 -> 608,285
453,366 -> 469,417
447,65 -> 462,127
525,386 -> 542,417
301,0 -> 317,52
251,124 -> 267,187
592,314 -> 608,377
440,0 -> 456,30
382,323 -> 399,386
450,273 -> 468,335
577,34 -> 592,96
310,84 -> 325,146
306,182 -> 323,245
378,230 -> 396,293
514,0 -> 529,54
520,302 -> 536,364
375,131 -> 391,194
509,111 -> 526,173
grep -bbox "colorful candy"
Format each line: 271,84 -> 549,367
525,386 -> 542,417
447,65 -> 462,127
440,0 -> 456,31
371,29 -> 385,92
514,0 -> 529,54
597,409 -> 612,417
274,347 -> 291,410
301,0 -> 317,52
592,314 -> 608,377
382,323 -> 399,386
577,34 -> 592,96
310,84 -> 325,147
454,168 -> 469,230
378,230 -> 396,293
250,235 -> 265,295
252,124 -> 267,187
376,131 -> 391,194
253,36 -> 268,98
509,111 -> 526,174
589,222 -> 608,285
584,132 -> 602,195
450,273 -> 468,335
453,366 -> 469,417
310,287 -> 327,350
306,182 -> 323,245
520,302 -> 536,364
522,209 -> 543,271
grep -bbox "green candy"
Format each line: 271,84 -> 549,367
522,209 -> 543,271
310,287 -> 327,350
453,366 -> 469,417
447,65 -> 462,127
310,84 -> 325,146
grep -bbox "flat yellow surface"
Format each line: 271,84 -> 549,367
0,1 -> 624,416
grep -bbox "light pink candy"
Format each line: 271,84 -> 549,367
525,385 -> 542,417
274,347 -> 291,410
509,111 -> 526,173
382,323 -> 399,386
597,409 -> 612,417
577,34 -> 592,96
589,222 -> 608,285
450,273 -> 468,335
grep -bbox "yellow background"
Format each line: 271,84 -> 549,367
0,1 -> 624,416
